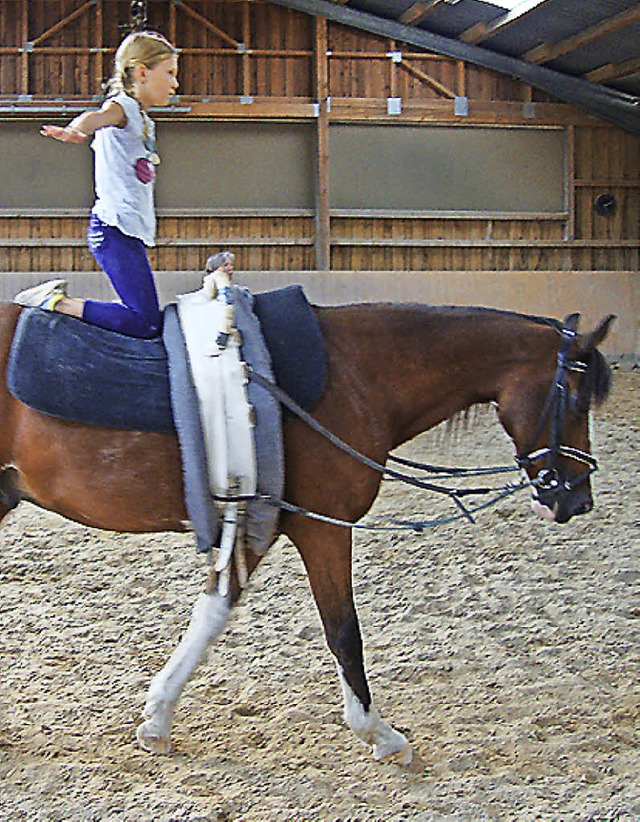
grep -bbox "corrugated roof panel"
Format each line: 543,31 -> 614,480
272,0 -> 640,125
335,0 -> 639,98
483,0 -> 633,53
347,0 -> 418,23
419,0 -> 501,38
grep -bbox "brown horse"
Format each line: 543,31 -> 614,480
0,300 -> 613,764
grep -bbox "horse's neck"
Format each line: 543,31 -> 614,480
331,305 -> 549,446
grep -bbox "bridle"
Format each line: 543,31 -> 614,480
247,317 -> 598,530
515,321 -> 598,498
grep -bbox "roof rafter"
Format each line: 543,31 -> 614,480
525,4 -> 640,64
269,0 -> 640,135
461,0 -> 556,46
399,0 -> 450,27
586,57 -> 640,84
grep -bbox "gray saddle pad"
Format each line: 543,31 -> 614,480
7,284 -> 327,431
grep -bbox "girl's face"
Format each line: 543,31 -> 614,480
137,55 -> 179,109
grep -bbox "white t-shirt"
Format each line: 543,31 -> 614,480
91,92 -> 156,247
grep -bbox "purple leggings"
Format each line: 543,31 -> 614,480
84,213 -> 161,338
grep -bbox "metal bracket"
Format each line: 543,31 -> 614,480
454,95 -> 469,116
387,97 -> 402,115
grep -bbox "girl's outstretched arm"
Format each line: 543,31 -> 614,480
41,99 -> 126,143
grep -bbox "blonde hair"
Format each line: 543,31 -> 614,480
106,31 -> 178,98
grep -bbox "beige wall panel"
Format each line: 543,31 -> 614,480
0,123 -> 94,209
330,126 -> 567,212
2,269 -> 633,356
234,270 -> 638,358
0,122 -> 315,210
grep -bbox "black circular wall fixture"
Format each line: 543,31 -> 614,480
594,193 -> 617,217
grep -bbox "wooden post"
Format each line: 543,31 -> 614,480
95,0 -> 103,92
456,59 -> 466,97
169,1 -> 177,47
20,0 -> 29,96
566,124 -> 576,261
314,16 -> 330,271
389,39 -> 397,99
242,0 -> 251,99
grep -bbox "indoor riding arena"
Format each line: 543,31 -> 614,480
0,1 -> 638,820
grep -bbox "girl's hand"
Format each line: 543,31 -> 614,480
40,125 -> 88,143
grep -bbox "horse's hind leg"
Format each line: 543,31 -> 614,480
293,522 -> 412,764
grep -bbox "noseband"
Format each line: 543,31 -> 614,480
516,323 -> 597,497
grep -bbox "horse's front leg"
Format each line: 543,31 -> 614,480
292,521 -> 412,764
136,555 -> 256,754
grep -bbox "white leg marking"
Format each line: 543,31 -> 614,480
136,592 -> 230,753
337,667 -> 412,764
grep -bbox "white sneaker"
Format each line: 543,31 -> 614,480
14,279 -> 68,310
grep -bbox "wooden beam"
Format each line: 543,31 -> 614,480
400,0 -> 449,27
586,57 -> 640,85
173,0 -> 239,48
462,0 -> 556,45
400,60 -> 456,99
31,0 -> 96,47
461,23 -> 487,46
400,2 -> 428,26
525,5 -> 640,64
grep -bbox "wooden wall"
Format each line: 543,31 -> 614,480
0,0 -> 638,354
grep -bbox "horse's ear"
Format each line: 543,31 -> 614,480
562,312 -> 581,333
578,314 -> 616,353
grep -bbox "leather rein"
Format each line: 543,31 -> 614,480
248,318 -> 597,532
248,371 -> 526,532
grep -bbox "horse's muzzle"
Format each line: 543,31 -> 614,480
531,482 -> 593,523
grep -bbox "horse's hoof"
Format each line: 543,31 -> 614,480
382,742 -> 413,766
136,722 -> 173,755
373,738 -> 413,765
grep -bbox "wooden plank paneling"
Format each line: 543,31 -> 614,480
0,0 -> 637,283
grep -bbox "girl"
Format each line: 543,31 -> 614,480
15,30 -> 179,338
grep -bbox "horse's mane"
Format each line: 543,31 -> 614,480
335,301 -> 613,411
444,404 -> 494,439
579,348 -> 612,408
421,303 -> 563,331
413,304 -> 612,407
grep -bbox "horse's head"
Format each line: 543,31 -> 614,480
498,312 -> 615,524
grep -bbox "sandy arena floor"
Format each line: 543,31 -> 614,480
0,372 -> 638,822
